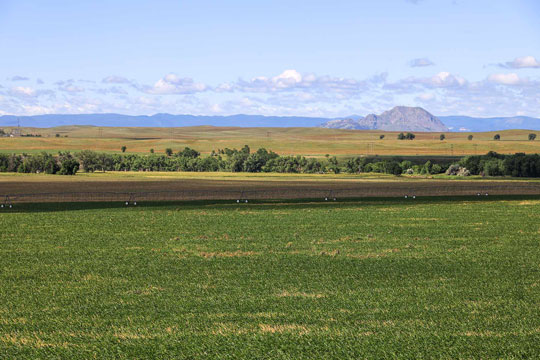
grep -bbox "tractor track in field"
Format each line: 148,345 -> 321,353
2,178 -> 540,203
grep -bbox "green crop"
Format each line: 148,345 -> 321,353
1,196 -> 540,358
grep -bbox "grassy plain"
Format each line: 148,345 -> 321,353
1,197 -> 540,358
1,126 -> 540,156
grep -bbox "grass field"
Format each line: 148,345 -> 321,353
1,197 -> 540,358
1,126 -> 540,156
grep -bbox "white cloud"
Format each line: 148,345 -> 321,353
272,69 -> 303,88
386,71 -> 467,92
58,84 -> 85,93
500,56 -> 540,69
3,69 -> 540,118
487,73 -> 525,85
430,72 -> 466,87
94,86 -> 128,95
102,75 -> 131,84
409,58 -> 435,67
9,86 -> 35,96
5,86 -> 55,100
9,75 -> 30,81
234,69 -> 373,94
416,93 -> 435,101
144,74 -> 207,95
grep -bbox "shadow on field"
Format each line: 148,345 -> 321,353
2,194 -> 540,213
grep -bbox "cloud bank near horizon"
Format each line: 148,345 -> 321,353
1,57 -> 539,118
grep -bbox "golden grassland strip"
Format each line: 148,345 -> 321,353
1,126 -> 540,156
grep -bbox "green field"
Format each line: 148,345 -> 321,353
2,197 -> 540,358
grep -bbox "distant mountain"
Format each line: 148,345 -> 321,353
439,116 -> 540,132
322,106 -> 448,132
1,110 -> 539,132
0,113 -> 328,128
320,118 -> 369,130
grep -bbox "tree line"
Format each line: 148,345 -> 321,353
1,147 -> 540,177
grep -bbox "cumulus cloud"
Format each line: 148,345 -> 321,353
9,86 -> 36,97
416,93 -> 436,101
58,83 -> 85,93
429,72 -> 467,87
233,69 -> 374,94
386,71 -> 467,92
487,73 -> 525,85
500,56 -> 540,69
409,58 -> 435,67
142,74 -> 207,95
6,86 -> 55,99
94,86 -> 128,95
3,69 -> 540,118
102,75 -> 131,84
8,75 -> 30,81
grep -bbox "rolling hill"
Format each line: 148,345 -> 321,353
1,107 -> 540,131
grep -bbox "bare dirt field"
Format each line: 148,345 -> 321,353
2,172 -> 539,203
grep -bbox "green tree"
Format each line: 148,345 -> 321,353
421,161 -> 433,175
165,148 -> 173,156
494,134 -> 501,141
440,134 -> 446,141
468,135 -> 473,141
431,164 -> 442,174
529,133 -> 537,141
328,156 -> 340,174
240,145 -> 251,155
483,159 -> 504,176
58,152 -> 80,175
385,160 -> 402,176
121,146 -> 127,153
78,150 -> 99,172
150,148 -> 154,153
379,134 -> 385,140
177,147 -> 200,158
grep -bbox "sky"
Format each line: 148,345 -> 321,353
0,0 -> 539,118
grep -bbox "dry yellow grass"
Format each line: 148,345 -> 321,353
1,125 -> 539,156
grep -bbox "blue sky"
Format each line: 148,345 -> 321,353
1,0 -> 539,117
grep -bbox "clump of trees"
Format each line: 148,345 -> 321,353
529,133 -> 537,141
397,132 -> 415,140
0,152 -> 79,175
456,151 -> 540,177
2,147 -> 540,178
440,134 -> 446,141
494,134 -> 501,140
